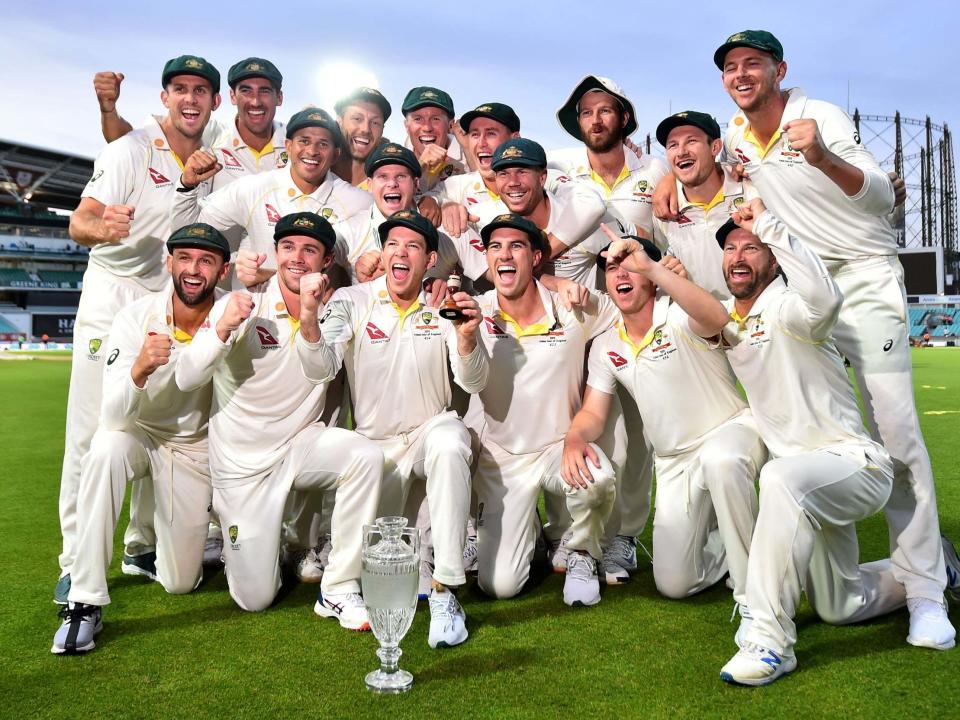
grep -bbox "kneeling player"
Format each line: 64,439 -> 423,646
175,212 -> 383,628
53,224 -> 230,654
471,213 -> 619,606
297,209 -> 488,648
563,228 -> 766,637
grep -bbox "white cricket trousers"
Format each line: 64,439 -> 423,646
58,264 -> 155,575
376,412 -> 473,588
474,438 -> 616,599
830,255 -> 945,601
651,414 -> 766,605
744,443 -> 906,655
68,427 -> 210,606
214,425 -> 383,612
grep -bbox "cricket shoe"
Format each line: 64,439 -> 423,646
601,543 -> 631,585
563,550 -> 601,607
51,602 -> 103,655
53,574 -> 71,605
202,535 -> 224,565
943,535 -> 960,600
428,589 -> 468,648
314,591 -> 371,631
462,534 -> 478,574
906,597 -> 956,650
720,643 -> 797,686
121,551 -> 158,581
607,535 -> 638,572
549,530 -> 573,574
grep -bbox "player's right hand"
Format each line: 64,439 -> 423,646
235,250 -> 267,287
441,202 -> 479,237
652,173 -> 680,221
94,71 -> 124,113
100,205 -> 134,243
561,433 -> 600,489
182,149 -> 222,188
299,272 -> 329,316
418,143 -> 447,172
732,198 -> 767,234
355,250 -> 384,282
131,331 -> 172,387
217,291 -> 254,339
599,223 -> 650,274
730,162 -> 750,181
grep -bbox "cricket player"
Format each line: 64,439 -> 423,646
550,75 -> 669,246
56,55 -> 221,604
331,87 -> 392,188
654,111 -> 755,299
297,209 -> 488,648
471,213 -> 619,606
401,87 -> 468,191
170,107 -> 372,287
563,227 -> 765,639
436,103 -> 571,237
51,223 -> 229,655
174,212 -> 383,627
95,57 -> 287,185
713,29 -> 954,648
714,199 -> 914,685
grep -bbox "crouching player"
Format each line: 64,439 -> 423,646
297,209 -> 488,648
53,224 -> 230,654
471,213 -> 619,606
563,227 -> 766,638
175,212 -> 383,628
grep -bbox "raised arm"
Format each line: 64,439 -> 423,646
94,71 -> 134,142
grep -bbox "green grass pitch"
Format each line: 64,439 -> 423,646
1,349 -> 959,718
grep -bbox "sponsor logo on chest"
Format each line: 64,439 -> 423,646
148,167 -> 172,187
364,322 -> 390,344
608,351 -> 629,369
221,149 -> 244,169
255,325 -> 280,349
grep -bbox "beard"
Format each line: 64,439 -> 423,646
173,274 -> 216,307
583,127 -> 622,154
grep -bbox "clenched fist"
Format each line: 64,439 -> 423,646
94,71 -> 124,113
131,331 -> 172,387
783,119 -> 828,167
217,291 -> 254,341
100,205 -> 134,243
182,149 -> 222,188
235,250 -> 267,287
299,272 -> 329,316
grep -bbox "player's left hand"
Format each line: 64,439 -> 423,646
561,433 -> 600,489
659,254 -> 687,279
418,143 -> 447,173
355,251 -> 383,282
555,277 -> 590,310
889,171 -> 906,207
623,137 -> 643,159
424,277 -> 447,308
652,173 -> 680,221
599,223 -> 650,275
417,196 -> 442,226
783,119 -> 828,167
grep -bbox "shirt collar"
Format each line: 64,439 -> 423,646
490,279 -> 558,337
617,293 -> 671,356
284,162 -> 336,201
725,275 -> 786,328
372,274 -> 425,327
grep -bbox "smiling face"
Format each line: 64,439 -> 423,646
381,226 -> 436,301
494,166 -> 547,215
404,107 -> 452,155
467,117 -> 518,176
577,90 -> 627,153
665,126 -> 723,188
230,77 -> 282,137
486,227 -> 541,300
721,47 -> 786,114
161,75 -> 220,140
722,228 -> 779,301
275,235 -> 332,294
603,257 -> 655,314
369,164 -> 418,216
338,100 -> 386,162
166,247 -> 227,307
284,127 -> 340,188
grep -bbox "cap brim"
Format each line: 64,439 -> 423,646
460,110 -> 519,134
490,157 -> 544,171
713,41 -> 779,70
378,218 -> 439,252
480,220 -> 547,254
365,156 -> 422,178
556,76 -> 638,142
403,101 -> 453,116
596,235 -> 662,270
715,218 -> 740,247
274,227 -> 336,251
163,70 -> 219,93
655,116 -> 720,147
166,239 -> 229,261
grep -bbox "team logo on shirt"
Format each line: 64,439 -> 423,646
649,328 -> 677,360
320,208 -> 336,221
632,179 -> 651,199
148,167 -> 171,186
265,204 -> 281,224
277,151 -> 288,168
484,316 -> 507,337
229,524 -> 240,548
221,149 -> 242,168
364,322 -> 389,343
608,351 -> 628,368
255,325 -> 280,349
779,139 -> 803,164
747,317 -> 770,347
88,338 -> 102,355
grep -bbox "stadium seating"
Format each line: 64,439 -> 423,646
37,270 -> 83,288
0,267 -> 35,287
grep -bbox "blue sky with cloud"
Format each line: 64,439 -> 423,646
2,0 -> 958,160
